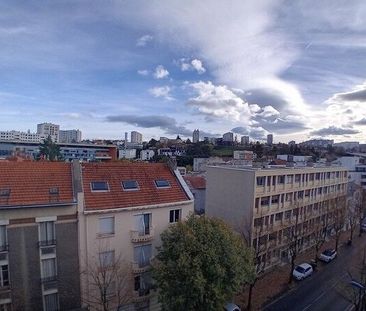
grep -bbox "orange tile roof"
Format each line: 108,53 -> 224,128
81,162 -> 190,210
0,162 -> 74,207
183,176 -> 206,189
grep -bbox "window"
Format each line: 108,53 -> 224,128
122,180 -> 139,191
169,209 -> 181,223
40,221 -> 55,246
99,250 -> 115,268
275,212 -> 283,221
44,293 -> 59,311
271,195 -> 279,204
134,244 -> 152,268
41,258 -> 57,282
91,181 -> 109,191
286,175 -> 293,184
295,174 -> 301,182
0,226 -> 7,252
99,217 -> 115,235
260,196 -> 270,206
135,214 -> 151,235
254,218 -> 263,227
278,175 -> 285,184
256,177 -> 265,186
0,264 -> 9,287
155,180 -> 170,188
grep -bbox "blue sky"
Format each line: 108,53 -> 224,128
0,1 -> 366,143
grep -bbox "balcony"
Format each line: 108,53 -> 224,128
132,259 -> 153,274
41,275 -> 58,284
0,244 -> 9,253
38,239 -> 56,248
130,227 -> 154,243
132,288 -> 151,303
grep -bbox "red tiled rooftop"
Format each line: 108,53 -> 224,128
0,162 -> 74,207
183,176 -> 206,189
81,162 -> 190,210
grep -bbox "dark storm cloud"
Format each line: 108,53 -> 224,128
354,118 -> 366,125
336,88 -> 366,102
238,89 -> 289,111
310,126 -> 360,136
255,118 -> 310,134
106,114 -> 218,137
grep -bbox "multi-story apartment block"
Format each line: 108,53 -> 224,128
222,132 -> 234,143
140,150 -> 155,161
206,165 -> 348,270
192,129 -> 199,143
241,135 -> 249,145
77,162 -> 194,311
131,131 -> 143,144
37,123 -> 60,142
0,130 -> 57,143
59,129 -> 82,143
0,162 -> 81,311
267,134 -> 273,145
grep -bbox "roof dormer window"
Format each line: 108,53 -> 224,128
91,181 -> 109,192
155,179 -> 170,188
122,180 -> 139,191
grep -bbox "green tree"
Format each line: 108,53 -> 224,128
152,215 -> 254,311
38,136 -> 62,161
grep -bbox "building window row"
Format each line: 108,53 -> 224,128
256,171 -> 347,187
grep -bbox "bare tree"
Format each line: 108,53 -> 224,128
347,187 -> 362,243
333,196 -> 347,252
287,205 -> 301,284
81,244 -> 133,311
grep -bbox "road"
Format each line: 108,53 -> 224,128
264,240 -> 365,311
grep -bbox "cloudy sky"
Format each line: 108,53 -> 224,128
0,1 -> 365,143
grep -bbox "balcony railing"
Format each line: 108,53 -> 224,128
130,227 -> 154,243
0,244 -> 9,252
38,239 -> 56,247
132,258 -> 153,274
41,275 -> 58,283
132,288 -> 151,303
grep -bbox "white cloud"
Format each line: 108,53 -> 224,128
136,34 -> 153,47
180,58 -> 206,74
153,65 -> 169,79
137,69 -> 149,76
149,86 -> 173,100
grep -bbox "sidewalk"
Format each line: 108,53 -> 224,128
236,231 -> 366,311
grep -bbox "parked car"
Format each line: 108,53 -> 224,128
224,303 -> 241,311
319,249 -> 337,262
292,263 -> 313,280
362,222 -> 366,232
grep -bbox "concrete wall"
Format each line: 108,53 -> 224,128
205,166 -> 255,233
191,189 -> 206,215
9,225 -> 42,311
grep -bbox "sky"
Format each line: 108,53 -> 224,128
0,1 -> 366,143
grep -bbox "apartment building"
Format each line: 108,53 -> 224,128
131,131 -> 143,144
37,123 -> 60,142
77,162 -> 194,311
192,129 -> 199,143
59,129 -> 82,143
0,162 -> 81,311
0,130 -> 57,143
206,165 -> 348,270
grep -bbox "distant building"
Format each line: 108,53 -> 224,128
131,131 -> 143,144
223,132 -> 234,143
267,134 -> 273,145
193,129 -> 200,143
241,136 -> 249,145
184,175 -> 206,215
333,141 -> 359,151
300,139 -> 334,148
37,123 -> 60,142
118,148 -> 137,159
59,129 -> 82,143
0,130 -> 55,143
233,150 -> 254,162
288,140 -> 296,146
140,149 -> 155,161
159,137 -> 169,144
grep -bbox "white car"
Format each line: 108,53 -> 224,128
292,263 -> 313,280
319,249 -> 337,262
224,303 -> 241,311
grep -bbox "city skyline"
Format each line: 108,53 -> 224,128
0,1 -> 365,143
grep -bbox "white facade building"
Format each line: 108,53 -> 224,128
223,132 -> 234,142
131,131 -> 143,144
0,130 -> 56,143
267,134 -> 273,145
59,129 -> 82,143
119,148 -> 137,159
193,129 -> 200,143
37,123 -> 60,142
140,150 -> 155,161
241,136 -> 249,145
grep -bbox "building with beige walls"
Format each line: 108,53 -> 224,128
76,162 -> 194,311
206,165 -> 348,270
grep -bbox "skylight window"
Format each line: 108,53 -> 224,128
91,181 -> 109,192
155,180 -> 170,188
122,180 -> 139,191
49,187 -> 59,195
0,189 -> 10,197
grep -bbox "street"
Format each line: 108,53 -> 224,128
264,238 -> 366,311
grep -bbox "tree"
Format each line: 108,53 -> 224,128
333,196 -> 347,252
286,204 -> 301,284
81,245 -> 132,311
152,215 -> 254,311
38,136 -> 62,161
